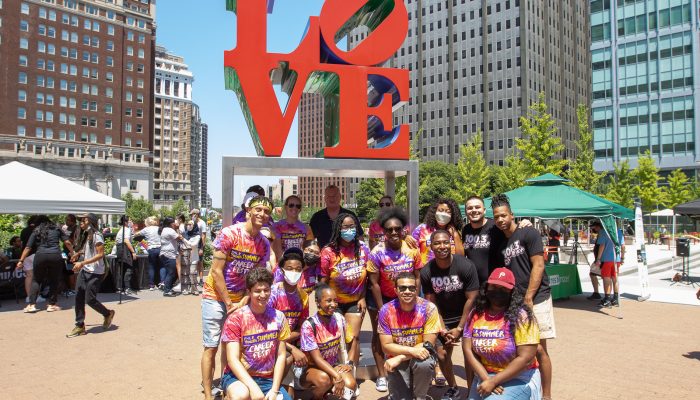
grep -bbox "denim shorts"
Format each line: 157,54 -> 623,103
468,368 -> 541,400
221,371 -> 291,400
201,298 -> 227,348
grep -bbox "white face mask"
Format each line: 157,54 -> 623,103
283,270 -> 302,286
435,211 -> 452,225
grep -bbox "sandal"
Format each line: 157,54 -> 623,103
434,372 -> 447,387
47,305 -> 62,312
23,304 -> 38,313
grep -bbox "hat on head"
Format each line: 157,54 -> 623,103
190,208 -> 200,216
487,267 -> 515,290
243,192 -> 258,208
77,213 -> 99,227
283,247 -> 303,258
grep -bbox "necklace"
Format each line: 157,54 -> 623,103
486,309 -> 504,318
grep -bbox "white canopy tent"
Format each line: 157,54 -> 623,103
0,161 -> 125,214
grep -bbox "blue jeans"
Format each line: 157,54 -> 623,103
468,369 -> 541,400
147,247 -> 160,286
159,255 -> 177,292
220,372 -> 291,400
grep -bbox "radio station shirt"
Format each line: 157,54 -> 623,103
367,242 -> 422,298
222,305 -> 290,378
320,242 -> 370,304
412,224 -> 457,265
268,282 -> 309,332
464,309 -> 539,373
271,220 -> 310,252
203,223 -> 270,303
299,313 -> 354,366
377,297 -> 443,357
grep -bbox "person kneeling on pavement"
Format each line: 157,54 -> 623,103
378,271 -> 444,400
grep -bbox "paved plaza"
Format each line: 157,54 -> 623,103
2,264 -> 699,400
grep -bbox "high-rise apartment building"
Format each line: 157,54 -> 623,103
0,0 -> 156,199
387,0 -> 590,165
297,93 -> 349,208
591,0 -> 700,175
153,45 -> 207,209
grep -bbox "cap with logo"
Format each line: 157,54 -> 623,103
487,267 -> 516,290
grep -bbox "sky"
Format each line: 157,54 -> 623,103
156,0 -> 326,207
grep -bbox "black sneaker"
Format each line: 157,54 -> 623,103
587,293 -> 602,300
611,297 -> 619,307
441,386 -> 460,400
163,291 -> 176,297
599,298 -> 612,308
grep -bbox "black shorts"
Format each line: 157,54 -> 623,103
366,291 -> 396,311
337,301 -> 361,314
437,319 -> 461,346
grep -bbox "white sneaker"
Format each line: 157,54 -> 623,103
375,377 -> 388,392
172,283 -> 181,292
36,296 -> 47,303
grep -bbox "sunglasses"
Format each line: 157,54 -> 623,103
383,227 -> 403,233
286,203 -> 302,209
379,202 -> 392,207
397,285 -> 417,293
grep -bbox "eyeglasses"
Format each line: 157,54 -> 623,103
287,203 -> 302,209
383,227 -> 403,233
379,202 -> 392,207
397,285 -> 417,293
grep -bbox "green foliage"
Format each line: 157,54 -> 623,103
203,242 -> 213,270
516,92 -> 568,177
355,178 -> 384,221
159,199 -> 190,219
606,160 -> 635,209
566,104 -> 605,194
490,155 -> 529,194
417,161 -> 463,219
635,150 -> 666,212
664,169 -> 692,209
300,206 -> 321,223
121,193 -> 156,224
0,214 -> 22,250
457,132 -> 491,200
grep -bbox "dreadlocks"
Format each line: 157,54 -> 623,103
328,213 -> 361,262
490,194 -> 512,212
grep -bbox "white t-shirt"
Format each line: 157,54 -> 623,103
82,232 -> 105,274
139,226 -> 161,249
160,227 -> 179,259
188,235 -> 201,264
115,227 -> 133,244
195,219 -> 207,236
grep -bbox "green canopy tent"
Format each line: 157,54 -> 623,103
482,173 -> 634,248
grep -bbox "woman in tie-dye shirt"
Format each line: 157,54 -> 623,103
221,268 -> 292,400
299,284 -> 357,399
320,213 -> 369,366
462,268 -> 541,400
271,195 -> 315,260
411,198 -> 465,265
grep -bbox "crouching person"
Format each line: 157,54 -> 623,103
221,267 -> 291,400
378,272 -> 444,400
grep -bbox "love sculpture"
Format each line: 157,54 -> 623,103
224,0 -> 409,160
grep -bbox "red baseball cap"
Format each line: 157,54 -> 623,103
487,268 -> 515,290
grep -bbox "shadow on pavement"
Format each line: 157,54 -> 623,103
682,351 -> 700,361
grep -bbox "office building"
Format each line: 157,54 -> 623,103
591,0 -> 699,175
0,0 -> 156,199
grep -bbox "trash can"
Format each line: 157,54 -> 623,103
676,238 -> 690,257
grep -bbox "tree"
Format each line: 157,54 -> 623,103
355,178 -> 384,221
606,160 -> 635,209
566,104 -> 605,194
664,169 -> 692,209
121,193 -> 155,224
516,92 -> 568,177
490,155 -> 529,194
457,132 -> 491,200
636,150 -> 666,212
159,199 -> 190,219
417,161 -> 463,219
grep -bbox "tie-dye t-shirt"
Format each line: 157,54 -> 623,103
464,309 -> 540,373
268,282 -> 309,332
377,297 -> 443,357
368,220 -> 385,245
411,224 -> 457,265
271,220 -> 309,252
320,242 -> 370,304
367,242 -> 423,298
299,313 -> 354,366
273,266 -> 319,295
221,305 -> 290,378
203,223 -> 270,302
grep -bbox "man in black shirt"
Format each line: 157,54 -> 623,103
420,230 -> 479,400
491,194 -> 554,400
461,196 -> 505,284
309,185 -> 363,248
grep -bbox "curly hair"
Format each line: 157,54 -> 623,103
379,206 -> 408,228
424,198 -> 464,232
473,285 -> 535,335
245,267 -> 273,290
327,213 -> 361,262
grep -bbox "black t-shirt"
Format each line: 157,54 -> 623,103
420,254 -> 479,325
461,219 -> 505,284
495,226 -> 550,304
309,207 -> 364,248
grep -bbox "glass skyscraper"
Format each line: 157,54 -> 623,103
591,0 -> 700,175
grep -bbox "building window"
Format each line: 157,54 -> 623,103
17,125 -> 26,136
20,38 -> 29,49
21,2 -> 29,14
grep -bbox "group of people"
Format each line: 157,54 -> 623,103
7,208 -> 208,337
200,184 -> 555,400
